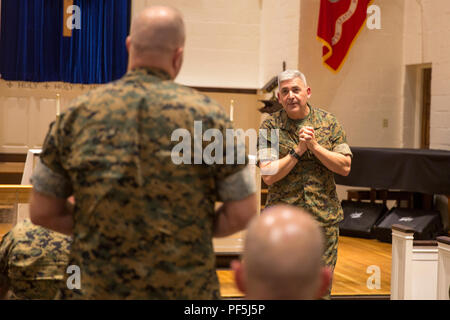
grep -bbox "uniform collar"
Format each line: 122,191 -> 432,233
125,67 -> 172,81
278,103 -> 313,130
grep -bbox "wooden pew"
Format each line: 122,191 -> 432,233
0,185 -> 32,237
0,185 -> 32,204
390,224 -> 447,300
437,236 -> 450,300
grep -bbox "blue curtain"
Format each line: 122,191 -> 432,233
0,0 -> 130,84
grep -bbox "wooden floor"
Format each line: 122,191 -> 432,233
332,236 -> 391,295
217,235 -> 392,298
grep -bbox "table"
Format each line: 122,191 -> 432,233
335,147 -> 450,229
335,147 -> 450,195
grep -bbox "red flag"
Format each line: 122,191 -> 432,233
317,0 -> 373,72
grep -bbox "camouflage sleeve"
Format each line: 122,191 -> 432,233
257,119 -> 279,163
334,143 -> 352,157
0,231 -> 13,279
330,117 -> 353,157
217,165 -> 256,202
210,113 -> 249,182
39,119 -> 68,177
33,111 -> 74,198
30,159 -> 73,198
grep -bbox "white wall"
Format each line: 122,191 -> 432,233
132,0 -> 301,90
0,81 -> 96,153
132,0 -> 261,89
402,64 -> 431,149
403,0 -> 450,150
259,0 -> 300,87
298,0 -> 405,148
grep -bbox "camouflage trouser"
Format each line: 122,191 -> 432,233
7,280 -> 62,299
321,224 -> 339,300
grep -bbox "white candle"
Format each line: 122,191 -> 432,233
230,99 -> 234,122
56,93 -> 61,117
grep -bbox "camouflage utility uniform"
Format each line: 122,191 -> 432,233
31,67 -> 255,299
258,104 -> 352,276
0,220 -> 71,299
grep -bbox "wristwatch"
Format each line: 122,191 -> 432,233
289,148 -> 301,161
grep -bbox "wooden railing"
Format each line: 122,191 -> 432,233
0,185 -> 32,204
391,224 -> 450,300
0,162 -> 24,184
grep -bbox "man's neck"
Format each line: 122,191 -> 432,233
287,103 -> 310,120
127,57 -> 174,79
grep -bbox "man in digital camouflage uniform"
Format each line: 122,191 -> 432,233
258,70 -> 352,298
0,220 -> 71,299
29,6 -> 257,299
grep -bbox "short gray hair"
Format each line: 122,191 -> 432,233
278,70 -> 308,88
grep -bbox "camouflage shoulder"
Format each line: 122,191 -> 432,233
182,85 -> 224,108
55,90 -> 93,123
312,106 -> 343,126
260,110 -> 281,130
0,221 -> 36,261
8,220 -> 71,244
5,219 -> 38,237
62,79 -> 127,112
313,106 -> 338,120
170,84 -> 228,119
0,228 -> 14,262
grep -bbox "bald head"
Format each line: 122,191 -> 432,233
127,6 -> 185,78
130,6 -> 185,53
243,205 -> 325,299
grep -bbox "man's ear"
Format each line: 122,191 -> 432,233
316,266 -> 332,299
172,47 -> 184,78
231,259 -> 246,295
125,36 -> 131,53
306,87 -> 312,99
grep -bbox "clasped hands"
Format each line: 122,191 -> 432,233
294,126 -> 319,156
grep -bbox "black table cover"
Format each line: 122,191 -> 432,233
334,147 -> 450,195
